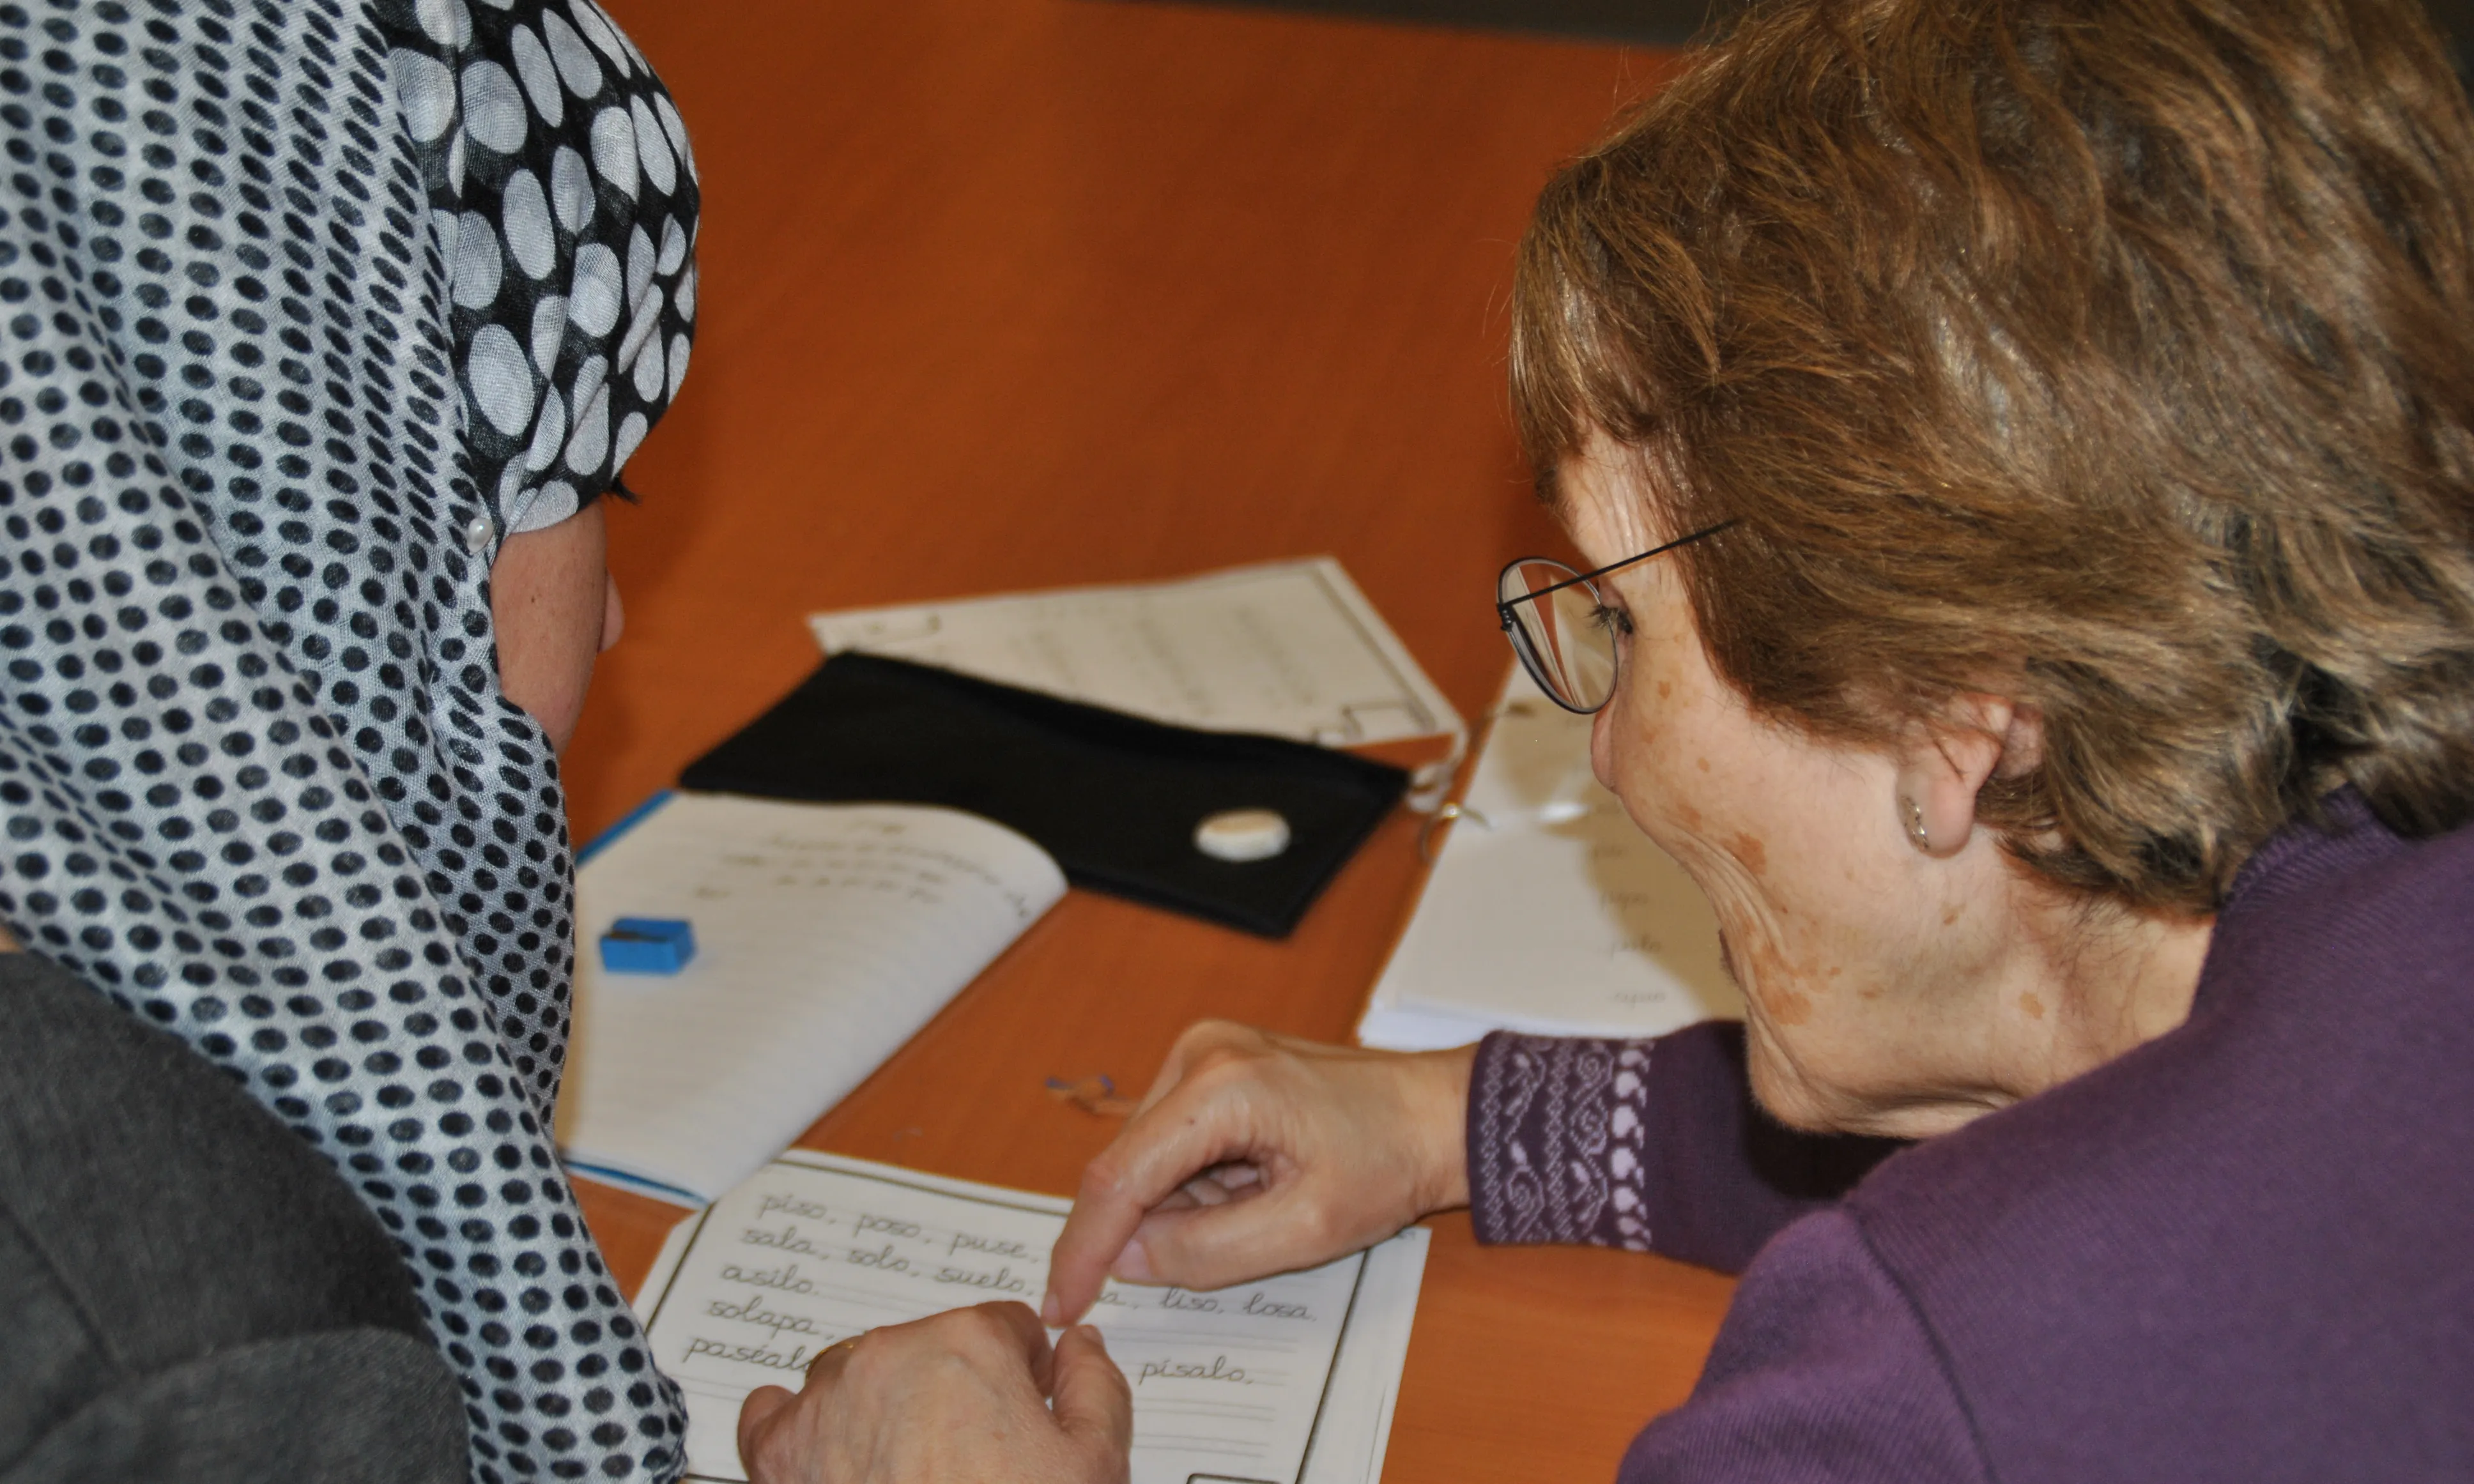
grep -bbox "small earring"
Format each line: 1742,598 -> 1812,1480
1902,796 -> 1932,852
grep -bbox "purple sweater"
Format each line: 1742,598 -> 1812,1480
1466,795 -> 2474,1481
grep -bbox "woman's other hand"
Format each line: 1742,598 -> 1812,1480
737,1303 -> 1130,1484
1043,1021 -> 1475,1326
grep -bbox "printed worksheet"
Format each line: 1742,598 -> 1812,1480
806,558 -> 1459,751
555,796 -> 1066,1202
1357,666 -> 1744,1048
639,1152 -> 1422,1484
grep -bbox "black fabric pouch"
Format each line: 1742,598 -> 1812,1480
678,652 -> 1408,938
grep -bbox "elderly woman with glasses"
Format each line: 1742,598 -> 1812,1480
732,0 -> 2474,1478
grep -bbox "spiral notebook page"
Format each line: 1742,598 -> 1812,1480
637,1151 -> 1430,1484
555,795 -> 1066,1202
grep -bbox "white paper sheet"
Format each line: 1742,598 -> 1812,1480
807,558 -> 1459,751
555,796 -> 1066,1203
1356,666 -> 1744,1049
634,1151 -> 1429,1484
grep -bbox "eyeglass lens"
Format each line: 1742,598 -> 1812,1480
1500,560 -> 1619,712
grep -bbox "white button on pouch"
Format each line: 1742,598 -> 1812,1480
1195,808 -> 1291,862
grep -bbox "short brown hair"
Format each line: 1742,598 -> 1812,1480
1514,0 -> 2474,911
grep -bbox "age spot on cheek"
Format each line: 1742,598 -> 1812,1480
1740,936 -> 1813,1025
1729,832 -> 1769,877
2019,993 -> 2047,1021
1942,903 -> 1963,926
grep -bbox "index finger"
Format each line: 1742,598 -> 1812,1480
1043,1075 -> 1262,1325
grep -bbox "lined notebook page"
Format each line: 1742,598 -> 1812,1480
636,1151 -> 1429,1484
554,796 -> 1066,1202
1358,666 -> 1743,1049
806,557 -> 1460,749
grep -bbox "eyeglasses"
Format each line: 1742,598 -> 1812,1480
1496,521 -> 1736,714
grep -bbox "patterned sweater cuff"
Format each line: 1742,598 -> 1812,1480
1466,1030 -> 1657,1250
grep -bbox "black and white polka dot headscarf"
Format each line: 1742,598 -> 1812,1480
1,0 -> 696,1478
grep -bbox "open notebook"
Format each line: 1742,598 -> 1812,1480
637,1150 -> 1430,1484
553,793 -> 1066,1203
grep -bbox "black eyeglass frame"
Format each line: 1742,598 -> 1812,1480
1496,520 -> 1738,715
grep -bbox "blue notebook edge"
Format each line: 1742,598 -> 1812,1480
562,1159 -> 708,1209
575,788 -> 677,869
563,790 -> 702,1206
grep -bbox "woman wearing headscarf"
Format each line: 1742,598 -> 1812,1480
1,0 -> 697,1477
730,0 -> 2474,1479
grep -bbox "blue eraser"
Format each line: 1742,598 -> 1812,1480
599,917 -> 697,975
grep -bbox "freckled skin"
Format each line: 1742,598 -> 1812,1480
1559,437 -> 2214,1140
1575,474 -> 1977,1133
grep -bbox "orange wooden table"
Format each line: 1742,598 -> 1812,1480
571,2 -> 1732,1476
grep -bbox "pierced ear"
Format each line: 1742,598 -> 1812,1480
1894,694 -> 2038,859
